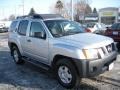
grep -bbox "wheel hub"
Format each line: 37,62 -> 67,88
13,50 -> 19,62
58,66 -> 72,84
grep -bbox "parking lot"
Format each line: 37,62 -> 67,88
0,32 -> 120,90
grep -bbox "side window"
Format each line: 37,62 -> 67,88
10,21 -> 18,32
30,22 -> 46,39
18,20 -> 29,36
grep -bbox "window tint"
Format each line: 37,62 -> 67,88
10,21 -> 18,31
18,20 -> 28,35
111,23 -> 118,30
30,22 -> 45,38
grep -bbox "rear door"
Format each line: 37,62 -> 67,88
17,20 -> 29,54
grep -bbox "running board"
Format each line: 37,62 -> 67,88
22,57 -> 50,71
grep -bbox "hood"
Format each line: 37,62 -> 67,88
58,33 -> 113,49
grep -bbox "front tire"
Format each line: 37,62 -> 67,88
56,59 -> 80,89
11,46 -> 24,64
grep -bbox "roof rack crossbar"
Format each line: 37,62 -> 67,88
16,15 -> 43,19
16,14 -> 64,20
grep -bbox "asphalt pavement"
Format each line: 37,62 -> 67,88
0,32 -> 120,90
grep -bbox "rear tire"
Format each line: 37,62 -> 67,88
11,46 -> 24,64
56,59 -> 80,89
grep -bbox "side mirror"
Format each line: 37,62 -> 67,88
34,31 -> 46,39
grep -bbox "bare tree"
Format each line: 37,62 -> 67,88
55,0 -> 64,14
74,0 -> 92,21
28,8 -> 36,15
51,1 -> 71,19
85,4 -> 92,14
93,8 -> 97,13
62,2 -> 71,19
51,0 -> 92,21
9,14 -> 15,21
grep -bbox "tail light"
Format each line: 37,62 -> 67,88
85,28 -> 91,32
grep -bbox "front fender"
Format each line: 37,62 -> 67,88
49,43 -> 85,63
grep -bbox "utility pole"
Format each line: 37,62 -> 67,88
22,0 -> 24,15
71,0 -> 74,21
2,8 -> 4,17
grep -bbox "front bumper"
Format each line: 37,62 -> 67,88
74,51 -> 117,78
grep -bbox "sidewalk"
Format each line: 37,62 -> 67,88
96,55 -> 120,86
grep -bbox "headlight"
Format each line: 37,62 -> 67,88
82,49 -> 99,60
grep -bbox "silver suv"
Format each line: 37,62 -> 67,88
8,14 -> 117,89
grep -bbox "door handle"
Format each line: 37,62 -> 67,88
27,39 -> 31,42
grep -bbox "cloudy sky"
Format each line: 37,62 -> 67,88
0,0 -> 120,20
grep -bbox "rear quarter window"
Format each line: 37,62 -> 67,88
18,20 -> 29,36
9,21 -> 18,32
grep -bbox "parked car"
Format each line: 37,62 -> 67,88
84,22 -> 106,34
105,23 -> 120,42
105,23 -> 120,50
73,21 -> 90,33
8,14 -> 117,89
0,23 -> 8,32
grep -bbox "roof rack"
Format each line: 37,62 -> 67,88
16,14 -> 64,20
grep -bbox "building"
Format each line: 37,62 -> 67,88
99,7 -> 119,26
85,13 -> 98,23
84,7 -> 120,26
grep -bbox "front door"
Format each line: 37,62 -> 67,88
25,21 -> 49,64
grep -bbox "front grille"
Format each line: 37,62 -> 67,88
106,43 -> 115,53
98,43 -> 115,58
112,43 -> 115,51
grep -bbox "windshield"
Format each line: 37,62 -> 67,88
44,20 -> 84,37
